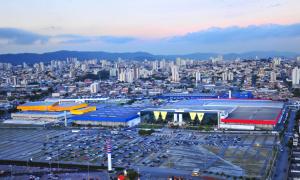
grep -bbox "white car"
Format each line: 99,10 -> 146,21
192,168 -> 201,176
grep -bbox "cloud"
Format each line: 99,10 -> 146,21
169,23 -> 300,44
51,34 -> 92,44
0,28 -> 135,45
55,34 -> 135,44
1,23 -> 300,54
0,28 -> 49,44
96,36 -> 135,44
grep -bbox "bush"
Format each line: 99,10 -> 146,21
126,169 -> 139,180
138,129 -> 155,136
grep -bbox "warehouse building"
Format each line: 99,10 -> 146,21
70,106 -> 145,127
9,100 -> 96,124
140,99 -> 284,130
11,111 -> 67,122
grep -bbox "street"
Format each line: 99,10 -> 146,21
273,109 -> 296,180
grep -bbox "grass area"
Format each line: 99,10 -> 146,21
185,125 -> 214,131
138,123 -> 164,129
0,159 -> 118,171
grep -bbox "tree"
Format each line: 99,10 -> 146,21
126,169 -> 139,180
98,70 -> 109,80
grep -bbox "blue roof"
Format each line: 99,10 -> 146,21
70,106 -> 144,122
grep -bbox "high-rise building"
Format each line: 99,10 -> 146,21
81,64 -> 88,72
222,72 -> 228,81
23,62 -> 28,69
228,72 -> 234,81
118,69 -> 134,83
211,55 -> 223,64
12,76 -> 18,86
195,72 -> 201,87
133,66 -> 140,80
152,61 -> 159,71
90,83 -> 100,94
171,65 -> 180,82
118,69 -> 126,82
159,59 -> 166,69
40,62 -> 45,71
126,69 -> 134,83
270,71 -> 277,82
272,57 -> 281,67
69,70 -> 75,78
292,67 -> 300,86
110,68 -> 117,77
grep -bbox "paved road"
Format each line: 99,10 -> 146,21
136,166 -> 202,179
273,109 -> 296,180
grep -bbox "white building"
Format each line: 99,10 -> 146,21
126,69 -> 134,83
228,72 -> 234,81
195,72 -> 201,86
118,69 -> 134,83
270,71 -> 277,82
171,65 -> 180,82
152,61 -> 159,71
12,76 -> 18,86
292,67 -> 300,86
159,59 -> 166,69
272,57 -> 281,66
109,68 -> 117,77
133,67 -> 140,80
90,83 -> 100,94
222,72 -> 228,81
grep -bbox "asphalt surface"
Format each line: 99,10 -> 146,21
273,109 -> 296,180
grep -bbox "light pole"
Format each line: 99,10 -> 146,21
9,165 -> 12,178
87,157 -> 90,180
49,160 -> 52,174
26,159 -> 28,170
166,150 -> 170,168
57,149 -> 60,169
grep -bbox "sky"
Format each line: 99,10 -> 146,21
0,0 -> 300,54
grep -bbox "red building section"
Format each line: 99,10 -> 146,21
221,110 -> 282,125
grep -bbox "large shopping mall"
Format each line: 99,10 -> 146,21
141,99 -> 285,130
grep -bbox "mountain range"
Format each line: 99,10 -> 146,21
0,50 -> 299,64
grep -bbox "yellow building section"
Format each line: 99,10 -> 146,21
17,102 -> 58,111
17,101 -> 89,112
48,103 -> 88,111
70,106 -> 96,115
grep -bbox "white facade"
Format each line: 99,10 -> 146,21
90,82 -> 100,94
195,72 -> 201,86
292,67 -> 300,86
171,65 -> 180,82
118,69 -> 134,83
270,71 -> 277,82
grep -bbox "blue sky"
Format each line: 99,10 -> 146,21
0,0 -> 299,54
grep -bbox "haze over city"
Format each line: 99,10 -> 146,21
0,0 -> 300,54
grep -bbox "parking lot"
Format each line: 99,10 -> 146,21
0,128 -> 277,178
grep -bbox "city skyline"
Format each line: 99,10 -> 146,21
0,0 -> 300,54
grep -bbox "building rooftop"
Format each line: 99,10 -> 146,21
142,99 -> 285,124
70,106 -> 145,122
19,101 -> 56,107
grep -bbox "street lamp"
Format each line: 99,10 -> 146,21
166,150 -> 170,168
49,160 -> 52,174
9,165 -> 12,178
